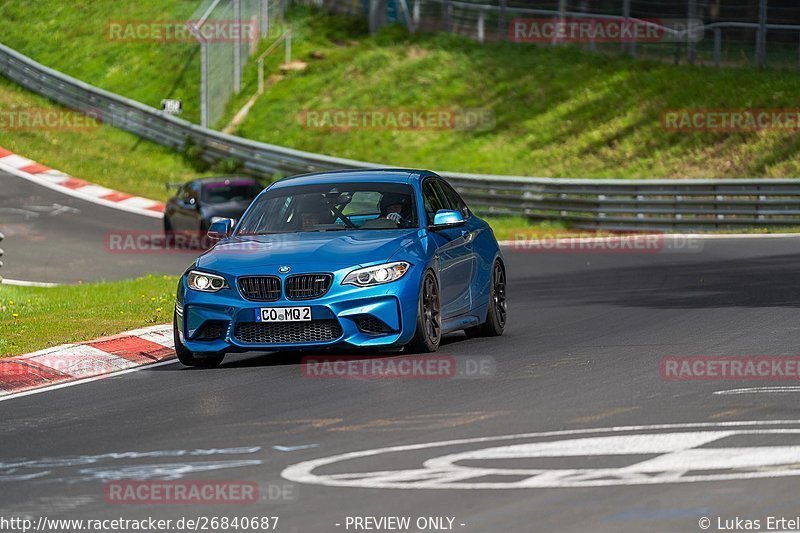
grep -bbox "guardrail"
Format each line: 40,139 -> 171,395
2,42 -> 800,231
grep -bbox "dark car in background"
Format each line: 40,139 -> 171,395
163,177 -> 264,234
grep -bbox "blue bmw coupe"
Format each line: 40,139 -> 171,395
174,169 -> 506,367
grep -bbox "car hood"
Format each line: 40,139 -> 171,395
196,229 -> 421,274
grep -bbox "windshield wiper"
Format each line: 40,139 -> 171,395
312,225 -> 349,231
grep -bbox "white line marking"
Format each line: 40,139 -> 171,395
0,154 -> 34,169
1,278 -> 60,287
0,160 -> 162,219
273,444 -> 320,452
0,359 -> 177,403
115,196 -> 160,209
714,386 -> 800,395
73,184 -> 114,198
282,421 -> 800,490
31,346 -> 139,378
38,170 -> 70,184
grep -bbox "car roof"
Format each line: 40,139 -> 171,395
268,168 -> 437,189
191,176 -> 260,186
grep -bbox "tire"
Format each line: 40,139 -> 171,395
163,215 -> 173,234
465,259 -> 506,338
405,270 -> 442,353
173,313 -> 224,368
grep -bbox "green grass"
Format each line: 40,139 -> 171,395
229,7 -> 800,179
0,275 -> 177,357
0,77 -> 209,201
0,0 -> 203,123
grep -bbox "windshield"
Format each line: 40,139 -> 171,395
236,182 -> 418,234
201,180 -> 262,204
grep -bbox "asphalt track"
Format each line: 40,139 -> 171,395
0,170 -> 191,283
3,170 -> 800,532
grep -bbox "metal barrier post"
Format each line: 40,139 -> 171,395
687,0 -> 697,65
623,0 -> 635,57
234,0 -> 242,94
256,30 -> 291,95
714,28 -> 721,66
498,0 -> 507,41
200,40 -> 209,128
555,0 -> 566,46
261,0 -> 269,37
757,0 -> 767,68
397,0 -> 415,32
442,0 -> 451,32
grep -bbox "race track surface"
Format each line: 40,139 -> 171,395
3,173 -> 800,532
0,170 -> 191,283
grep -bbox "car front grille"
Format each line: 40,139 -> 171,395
234,320 -> 343,344
285,274 -> 333,300
355,315 -> 393,335
238,276 -> 281,301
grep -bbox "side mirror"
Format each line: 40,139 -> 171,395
207,219 -> 233,240
431,209 -> 466,229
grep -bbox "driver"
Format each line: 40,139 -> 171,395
379,192 -> 412,225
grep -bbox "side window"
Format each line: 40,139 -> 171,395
422,179 -> 448,225
437,180 -> 470,218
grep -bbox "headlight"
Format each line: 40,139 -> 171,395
342,262 -> 410,287
187,270 -> 228,292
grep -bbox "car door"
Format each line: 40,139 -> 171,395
422,178 -> 474,319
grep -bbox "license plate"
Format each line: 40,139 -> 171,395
257,307 -> 311,322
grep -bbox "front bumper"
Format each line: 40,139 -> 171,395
176,265 -> 422,353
